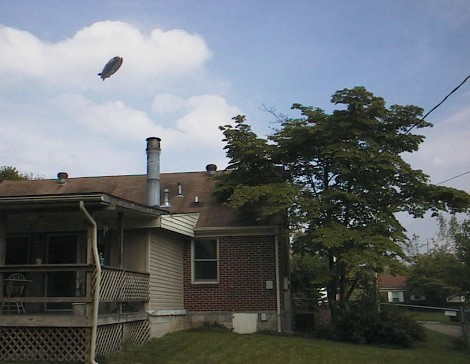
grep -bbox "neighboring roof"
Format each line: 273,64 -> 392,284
0,171 -> 243,228
378,274 -> 407,290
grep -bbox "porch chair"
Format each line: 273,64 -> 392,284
2,273 -> 27,313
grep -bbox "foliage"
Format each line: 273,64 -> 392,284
0,165 -> 30,181
454,219 -> 470,295
332,303 -> 425,347
290,252 -> 329,307
217,86 -> 470,319
408,215 -> 470,304
407,249 -> 465,306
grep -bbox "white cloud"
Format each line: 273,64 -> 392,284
53,94 -> 167,140
0,21 -> 236,177
54,92 -> 239,147
0,21 -> 211,87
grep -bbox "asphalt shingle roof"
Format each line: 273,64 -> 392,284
0,171 -> 242,228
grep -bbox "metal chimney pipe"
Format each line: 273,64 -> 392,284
146,137 -> 161,207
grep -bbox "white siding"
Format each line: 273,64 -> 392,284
160,213 -> 199,237
148,231 -> 184,310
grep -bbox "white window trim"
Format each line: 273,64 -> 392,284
191,238 -> 219,284
388,291 -> 404,303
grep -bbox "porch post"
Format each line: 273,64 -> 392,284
0,214 -> 6,309
118,212 -> 124,269
0,214 -> 6,264
80,202 -> 100,364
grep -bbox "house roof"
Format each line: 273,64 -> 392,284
0,171 -> 244,228
378,274 -> 407,290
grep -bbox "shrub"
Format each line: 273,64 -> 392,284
331,302 -> 425,348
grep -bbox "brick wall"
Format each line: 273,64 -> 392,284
183,235 -> 287,312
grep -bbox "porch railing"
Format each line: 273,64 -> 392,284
97,267 -> 150,302
0,264 -> 149,314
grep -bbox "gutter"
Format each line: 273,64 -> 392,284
79,201 -> 100,364
275,233 -> 281,333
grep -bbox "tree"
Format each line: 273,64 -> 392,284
407,215 -> 470,303
407,249 -> 465,306
290,252 -> 329,306
218,87 -> 470,319
0,166 -> 29,182
455,219 -> 470,295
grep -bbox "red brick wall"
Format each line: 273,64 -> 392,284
183,235 -> 287,312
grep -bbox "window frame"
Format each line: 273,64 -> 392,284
191,238 -> 219,284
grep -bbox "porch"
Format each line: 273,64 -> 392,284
0,265 -> 150,362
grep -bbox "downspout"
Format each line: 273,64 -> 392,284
80,201 -> 100,364
275,233 -> 281,333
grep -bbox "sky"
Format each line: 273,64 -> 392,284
1,0 -> 469,243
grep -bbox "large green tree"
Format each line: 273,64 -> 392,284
407,215 -> 470,304
217,87 -> 470,318
455,219 -> 470,294
407,249 -> 465,306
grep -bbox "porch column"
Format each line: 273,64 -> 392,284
0,214 -> 6,309
0,214 -> 6,264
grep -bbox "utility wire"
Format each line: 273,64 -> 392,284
411,74 -> 470,187
436,169 -> 470,185
403,73 -> 470,136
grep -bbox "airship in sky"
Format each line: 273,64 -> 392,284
98,56 -> 123,80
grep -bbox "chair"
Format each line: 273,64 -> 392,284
2,273 -> 27,313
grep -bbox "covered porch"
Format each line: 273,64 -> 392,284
0,193 -> 164,363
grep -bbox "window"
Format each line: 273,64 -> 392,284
388,291 -> 404,303
192,239 -> 218,283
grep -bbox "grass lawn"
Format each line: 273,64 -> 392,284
409,310 -> 459,324
101,328 -> 470,364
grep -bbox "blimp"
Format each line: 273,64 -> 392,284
98,56 -> 123,80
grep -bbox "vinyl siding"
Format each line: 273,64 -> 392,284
160,213 -> 199,237
149,230 -> 184,310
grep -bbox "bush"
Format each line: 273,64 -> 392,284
331,302 -> 425,347
375,306 -> 426,347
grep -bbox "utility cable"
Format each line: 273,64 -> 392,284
403,73 -> 470,136
436,169 -> 470,185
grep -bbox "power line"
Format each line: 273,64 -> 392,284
436,169 -> 470,185
403,73 -> 470,136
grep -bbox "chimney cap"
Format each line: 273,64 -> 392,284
146,137 -> 161,150
146,136 -> 161,142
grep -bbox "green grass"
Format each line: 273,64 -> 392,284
101,328 -> 470,364
408,310 -> 459,324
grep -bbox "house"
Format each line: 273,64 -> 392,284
378,274 -> 407,303
378,274 -> 425,304
0,137 -> 291,363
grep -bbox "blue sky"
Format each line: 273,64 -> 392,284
1,0 -> 470,241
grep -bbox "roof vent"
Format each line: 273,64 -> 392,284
57,172 -> 68,185
206,164 -> 217,175
161,188 -> 172,208
177,182 -> 184,197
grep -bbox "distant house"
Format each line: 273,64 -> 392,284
378,274 -> 425,304
0,137 -> 291,363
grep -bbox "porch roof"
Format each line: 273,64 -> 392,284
0,192 -> 165,217
0,171 -> 246,228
